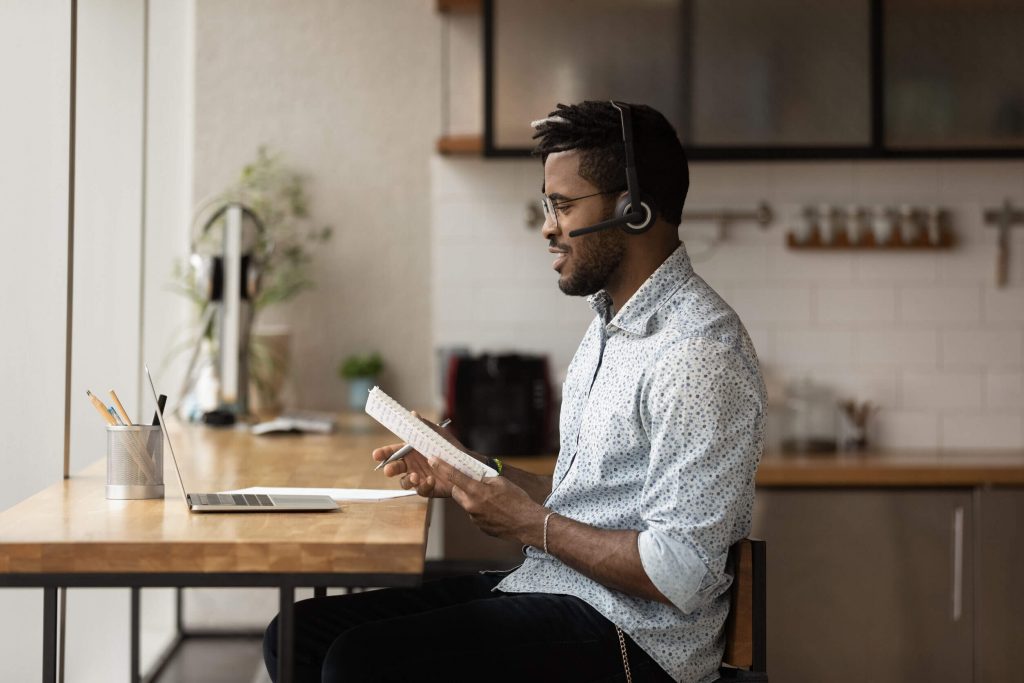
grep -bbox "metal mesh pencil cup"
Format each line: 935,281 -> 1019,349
106,425 -> 164,499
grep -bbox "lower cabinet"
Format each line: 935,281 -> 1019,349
975,488 -> 1024,682
752,489 -> 975,683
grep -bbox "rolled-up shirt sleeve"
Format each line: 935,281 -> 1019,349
636,337 -> 764,614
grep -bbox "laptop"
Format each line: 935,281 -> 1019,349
146,365 -> 338,513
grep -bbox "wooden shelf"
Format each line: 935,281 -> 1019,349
437,0 -> 481,13
437,134 -> 484,155
786,230 -> 955,250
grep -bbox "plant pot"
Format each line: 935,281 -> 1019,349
347,377 -> 376,411
250,327 -> 291,416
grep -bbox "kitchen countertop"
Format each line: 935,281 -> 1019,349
502,450 -> 1024,487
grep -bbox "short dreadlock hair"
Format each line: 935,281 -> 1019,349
531,101 -> 689,227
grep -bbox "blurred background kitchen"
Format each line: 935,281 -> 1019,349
2,0 -> 1023,681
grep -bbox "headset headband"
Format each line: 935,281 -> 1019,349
568,101 -> 648,237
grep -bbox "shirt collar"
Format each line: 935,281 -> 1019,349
587,243 -> 694,337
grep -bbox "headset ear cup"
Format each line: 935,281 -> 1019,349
616,194 -> 658,234
614,194 -> 632,223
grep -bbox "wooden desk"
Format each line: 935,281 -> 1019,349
0,415 -> 428,683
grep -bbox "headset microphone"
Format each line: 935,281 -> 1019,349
568,101 -> 658,238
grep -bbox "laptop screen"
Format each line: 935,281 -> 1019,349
144,365 -> 190,504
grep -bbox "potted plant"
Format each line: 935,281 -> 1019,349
338,353 -> 384,410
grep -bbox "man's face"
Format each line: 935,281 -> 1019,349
541,151 -> 626,297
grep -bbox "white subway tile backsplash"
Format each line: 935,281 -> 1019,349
688,163 -> 771,203
730,287 -> 812,324
941,329 -> 1023,368
938,161 -> 1024,204
475,286 -> 592,326
873,410 -> 940,449
808,368 -> 899,408
984,286 -> 1024,323
430,156 -> 534,201
774,329 -> 855,366
986,372 -> 1024,410
433,285 -> 480,325
941,414 -> 1024,449
769,250 -> 856,283
852,161 -> 943,205
902,371 -> 983,410
432,158 -> 1024,449
689,245 -> 770,288
855,252 -> 938,283
766,162 -> 855,203
816,287 -> 897,324
899,286 -> 983,324
857,329 -> 938,366
937,240 -> 1001,284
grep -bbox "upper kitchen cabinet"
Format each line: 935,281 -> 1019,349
473,0 -> 1024,159
885,0 -> 1024,151
690,0 -> 870,149
488,0 -> 688,152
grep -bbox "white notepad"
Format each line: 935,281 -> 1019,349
365,386 -> 497,481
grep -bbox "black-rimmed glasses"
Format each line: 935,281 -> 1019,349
540,189 -> 623,229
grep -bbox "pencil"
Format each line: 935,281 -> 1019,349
86,390 -> 117,426
87,390 -> 156,481
109,390 -> 133,426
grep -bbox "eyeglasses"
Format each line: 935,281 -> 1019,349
540,189 -> 623,229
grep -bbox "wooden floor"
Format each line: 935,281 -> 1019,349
157,637 -> 266,683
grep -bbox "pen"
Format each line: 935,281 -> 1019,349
375,418 -> 452,471
109,389 -> 133,426
108,406 -> 126,426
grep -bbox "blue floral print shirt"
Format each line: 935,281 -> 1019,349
496,243 -> 766,683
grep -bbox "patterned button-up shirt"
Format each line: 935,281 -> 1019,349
496,243 -> 766,682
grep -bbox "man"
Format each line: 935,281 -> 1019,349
264,101 -> 765,682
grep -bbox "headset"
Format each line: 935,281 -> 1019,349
189,203 -> 267,303
567,101 -> 658,238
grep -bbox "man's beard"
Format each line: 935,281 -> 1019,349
558,216 -> 626,297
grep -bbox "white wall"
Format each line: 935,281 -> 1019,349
431,158 -> 1024,450
0,2 -> 70,679
0,1 -> 193,679
193,0 -> 440,411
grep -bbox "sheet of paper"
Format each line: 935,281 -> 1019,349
219,486 -> 417,502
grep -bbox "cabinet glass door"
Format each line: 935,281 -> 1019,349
690,0 -> 871,147
885,0 -> 1024,149
491,0 -> 687,151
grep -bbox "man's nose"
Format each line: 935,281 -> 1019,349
541,212 -> 559,241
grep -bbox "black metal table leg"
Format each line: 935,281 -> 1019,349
313,586 -> 326,599
43,587 -> 57,683
131,587 -> 141,683
278,585 -> 295,683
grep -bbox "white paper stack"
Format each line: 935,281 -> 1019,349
364,386 -> 497,481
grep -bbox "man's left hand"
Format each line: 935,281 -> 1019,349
429,457 -> 546,546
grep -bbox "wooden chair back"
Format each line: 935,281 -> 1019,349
722,538 -> 767,673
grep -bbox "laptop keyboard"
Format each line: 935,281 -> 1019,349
196,493 -> 274,507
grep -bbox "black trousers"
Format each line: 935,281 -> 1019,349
263,573 -> 677,682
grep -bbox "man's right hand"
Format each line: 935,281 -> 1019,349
371,413 -> 478,499
371,442 -> 455,498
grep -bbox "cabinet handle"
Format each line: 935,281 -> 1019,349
951,506 -> 963,622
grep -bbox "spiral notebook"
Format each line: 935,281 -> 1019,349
364,386 -> 498,481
